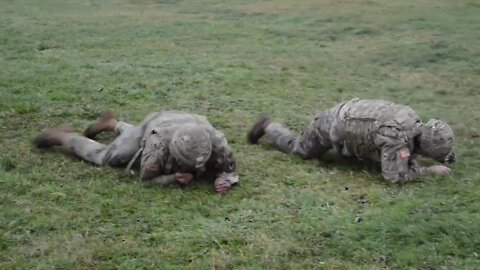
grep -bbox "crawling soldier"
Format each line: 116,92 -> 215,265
35,110 -> 238,193
248,98 -> 454,183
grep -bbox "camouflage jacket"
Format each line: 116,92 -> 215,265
133,112 -> 238,186
322,99 -> 428,183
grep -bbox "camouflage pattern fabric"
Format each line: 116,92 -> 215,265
265,99 -> 430,183
65,111 -> 238,185
138,112 -> 238,185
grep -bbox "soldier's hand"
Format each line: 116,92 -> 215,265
428,165 -> 452,175
174,173 -> 194,185
214,177 -> 231,194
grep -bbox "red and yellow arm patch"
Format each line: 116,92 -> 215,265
398,148 -> 411,159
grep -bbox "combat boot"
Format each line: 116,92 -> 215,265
247,113 -> 271,144
83,109 -> 116,138
34,126 -> 76,148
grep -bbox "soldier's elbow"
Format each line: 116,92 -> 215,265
382,172 -> 408,184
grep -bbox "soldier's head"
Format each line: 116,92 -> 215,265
419,119 -> 454,162
169,124 -> 212,170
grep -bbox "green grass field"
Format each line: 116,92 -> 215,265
1,0 -> 480,268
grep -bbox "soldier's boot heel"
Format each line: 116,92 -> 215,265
83,109 -> 117,139
247,113 -> 272,144
34,126 -> 76,148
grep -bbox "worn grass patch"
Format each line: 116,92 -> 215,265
1,0 -> 479,268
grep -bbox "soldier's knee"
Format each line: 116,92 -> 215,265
291,147 -> 310,159
104,152 -> 131,167
292,139 -> 325,159
101,145 -> 127,167
291,147 -> 314,159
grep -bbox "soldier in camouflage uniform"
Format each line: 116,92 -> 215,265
35,110 -> 238,193
247,98 -> 454,183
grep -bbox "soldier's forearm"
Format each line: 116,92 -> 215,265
412,166 -> 429,176
406,158 -> 429,181
150,174 -> 176,185
400,166 -> 428,183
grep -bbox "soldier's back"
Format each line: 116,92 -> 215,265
141,111 -> 212,140
342,99 -> 421,160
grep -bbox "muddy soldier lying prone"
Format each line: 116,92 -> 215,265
35,111 -> 238,193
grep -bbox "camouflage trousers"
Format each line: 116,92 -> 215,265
64,121 -> 143,166
63,113 -> 163,166
265,112 -> 333,159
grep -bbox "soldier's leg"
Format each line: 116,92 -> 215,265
83,109 -> 118,138
78,112 -> 164,165
113,121 -> 135,135
265,116 -> 331,159
67,123 -> 144,166
36,123 -> 144,166
264,122 -> 297,154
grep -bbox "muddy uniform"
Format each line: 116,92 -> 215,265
65,112 -> 238,185
265,99 -> 428,183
